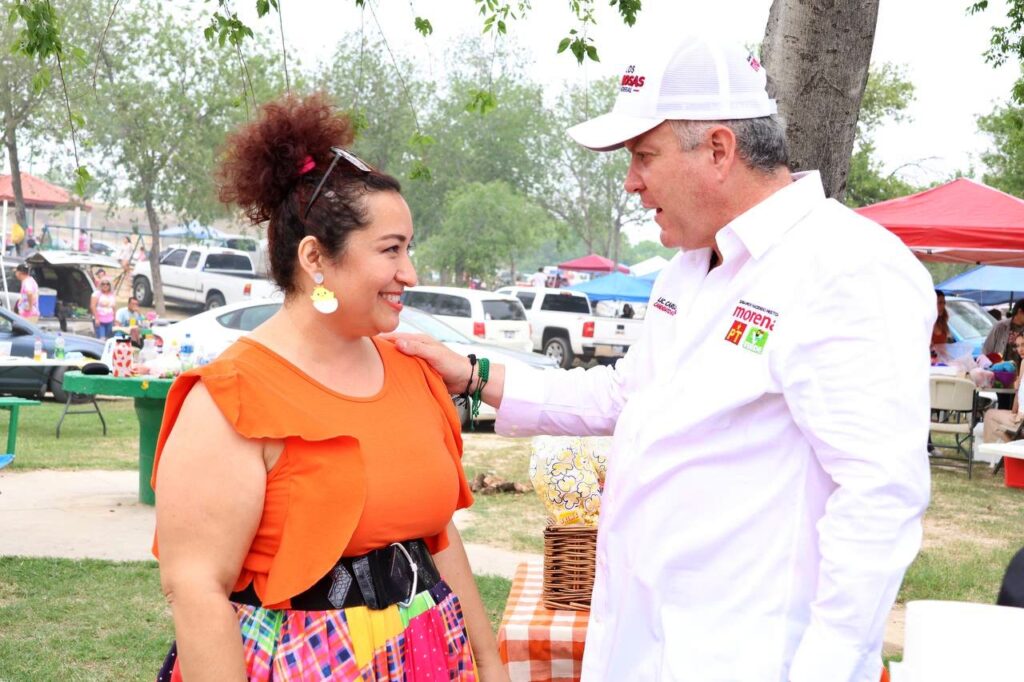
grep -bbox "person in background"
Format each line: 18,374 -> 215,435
620,303 -> 635,319
152,93 -> 504,681
90,277 -> 116,340
530,267 -> 547,288
115,297 -> 145,327
393,33 -> 934,681
990,308 -> 1004,321
92,267 -> 107,289
14,264 -> 39,322
117,236 -> 134,272
982,334 -> 1024,444
983,299 -> 1024,366
77,229 -> 91,253
930,290 -> 951,364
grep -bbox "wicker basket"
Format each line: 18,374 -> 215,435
542,524 -> 597,611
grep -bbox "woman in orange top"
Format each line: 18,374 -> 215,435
153,93 -> 506,681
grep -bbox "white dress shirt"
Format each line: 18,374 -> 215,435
496,172 -> 935,682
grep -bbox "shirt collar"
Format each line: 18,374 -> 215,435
717,170 -> 826,261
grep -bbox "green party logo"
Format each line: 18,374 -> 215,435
742,327 -> 769,354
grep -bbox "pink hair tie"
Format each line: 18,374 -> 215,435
298,155 -> 316,175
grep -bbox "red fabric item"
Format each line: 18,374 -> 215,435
557,253 -> 630,273
856,178 -> 1024,266
498,559 -> 588,681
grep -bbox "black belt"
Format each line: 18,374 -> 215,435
230,539 -> 441,611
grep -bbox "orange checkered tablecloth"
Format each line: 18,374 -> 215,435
497,559 -> 590,682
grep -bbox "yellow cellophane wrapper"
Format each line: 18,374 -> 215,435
529,436 -> 602,526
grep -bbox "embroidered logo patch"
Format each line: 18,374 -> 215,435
727,299 -> 779,354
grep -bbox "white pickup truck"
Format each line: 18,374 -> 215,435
132,245 -> 278,310
495,286 -> 643,368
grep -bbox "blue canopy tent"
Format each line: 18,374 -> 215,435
936,265 -> 1024,306
569,271 -> 653,302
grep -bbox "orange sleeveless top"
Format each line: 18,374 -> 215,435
150,336 -> 473,609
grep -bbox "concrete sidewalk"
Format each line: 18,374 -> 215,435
0,469 -> 538,578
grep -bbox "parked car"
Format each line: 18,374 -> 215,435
945,295 -> 996,355
401,286 -> 533,353
0,306 -> 105,402
90,240 -> 116,258
1,250 -> 121,336
495,285 -> 644,368
152,299 -> 556,426
132,244 -> 278,310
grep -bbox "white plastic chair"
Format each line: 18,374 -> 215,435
929,375 -> 979,477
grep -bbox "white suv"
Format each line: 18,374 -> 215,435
401,286 -> 533,353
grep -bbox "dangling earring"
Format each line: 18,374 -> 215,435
310,272 -> 339,314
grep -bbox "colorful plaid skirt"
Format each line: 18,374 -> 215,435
158,581 -> 476,681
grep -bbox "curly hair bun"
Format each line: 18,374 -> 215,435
217,92 -> 356,225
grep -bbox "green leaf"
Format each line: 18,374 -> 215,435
585,44 -> 599,62
70,112 -> 85,129
73,167 -> 92,198
256,0 -> 270,17
570,39 -> 585,64
30,67 -> 51,94
414,17 -> 433,36
497,19 -> 506,34
557,37 -> 571,53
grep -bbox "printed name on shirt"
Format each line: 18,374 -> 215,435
725,299 -> 779,354
652,296 -> 677,316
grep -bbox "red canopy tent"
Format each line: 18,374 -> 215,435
855,178 -> 1024,266
0,172 -> 89,210
558,253 -> 630,273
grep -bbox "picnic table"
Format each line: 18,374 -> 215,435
0,396 -> 41,468
497,558 -> 589,681
61,372 -> 174,505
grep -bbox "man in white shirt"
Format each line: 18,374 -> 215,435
530,267 -> 547,288
395,34 -> 934,682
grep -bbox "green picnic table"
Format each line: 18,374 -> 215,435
0,396 -> 41,469
62,372 -> 175,505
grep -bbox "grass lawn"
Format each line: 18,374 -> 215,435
4,399 -> 138,470
0,557 -> 511,681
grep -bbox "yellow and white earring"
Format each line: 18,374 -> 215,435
310,272 -> 338,314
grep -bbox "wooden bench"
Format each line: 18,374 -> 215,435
0,396 -> 41,469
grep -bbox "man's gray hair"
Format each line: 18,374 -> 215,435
669,116 -> 789,173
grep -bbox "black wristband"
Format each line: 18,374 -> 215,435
463,354 -> 477,397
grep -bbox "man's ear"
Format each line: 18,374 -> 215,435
707,125 -> 738,180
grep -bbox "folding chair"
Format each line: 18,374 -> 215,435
929,375 -> 979,478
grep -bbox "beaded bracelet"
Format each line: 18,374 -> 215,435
470,357 -> 490,423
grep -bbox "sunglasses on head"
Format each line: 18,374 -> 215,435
303,147 -> 373,219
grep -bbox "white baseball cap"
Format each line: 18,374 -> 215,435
567,35 -> 778,151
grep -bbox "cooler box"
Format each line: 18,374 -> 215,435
1005,455 -> 1024,489
37,288 -> 57,317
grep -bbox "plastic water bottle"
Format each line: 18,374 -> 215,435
54,333 -> 66,360
33,337 -> 43,361
179,333 -> 194,370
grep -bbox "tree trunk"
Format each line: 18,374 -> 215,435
2,112 -> 29,240
144,194 -> 166,316
762,0 -> 880,200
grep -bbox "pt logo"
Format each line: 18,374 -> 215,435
725,321 -> 746,345
742,327 -> 769,354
